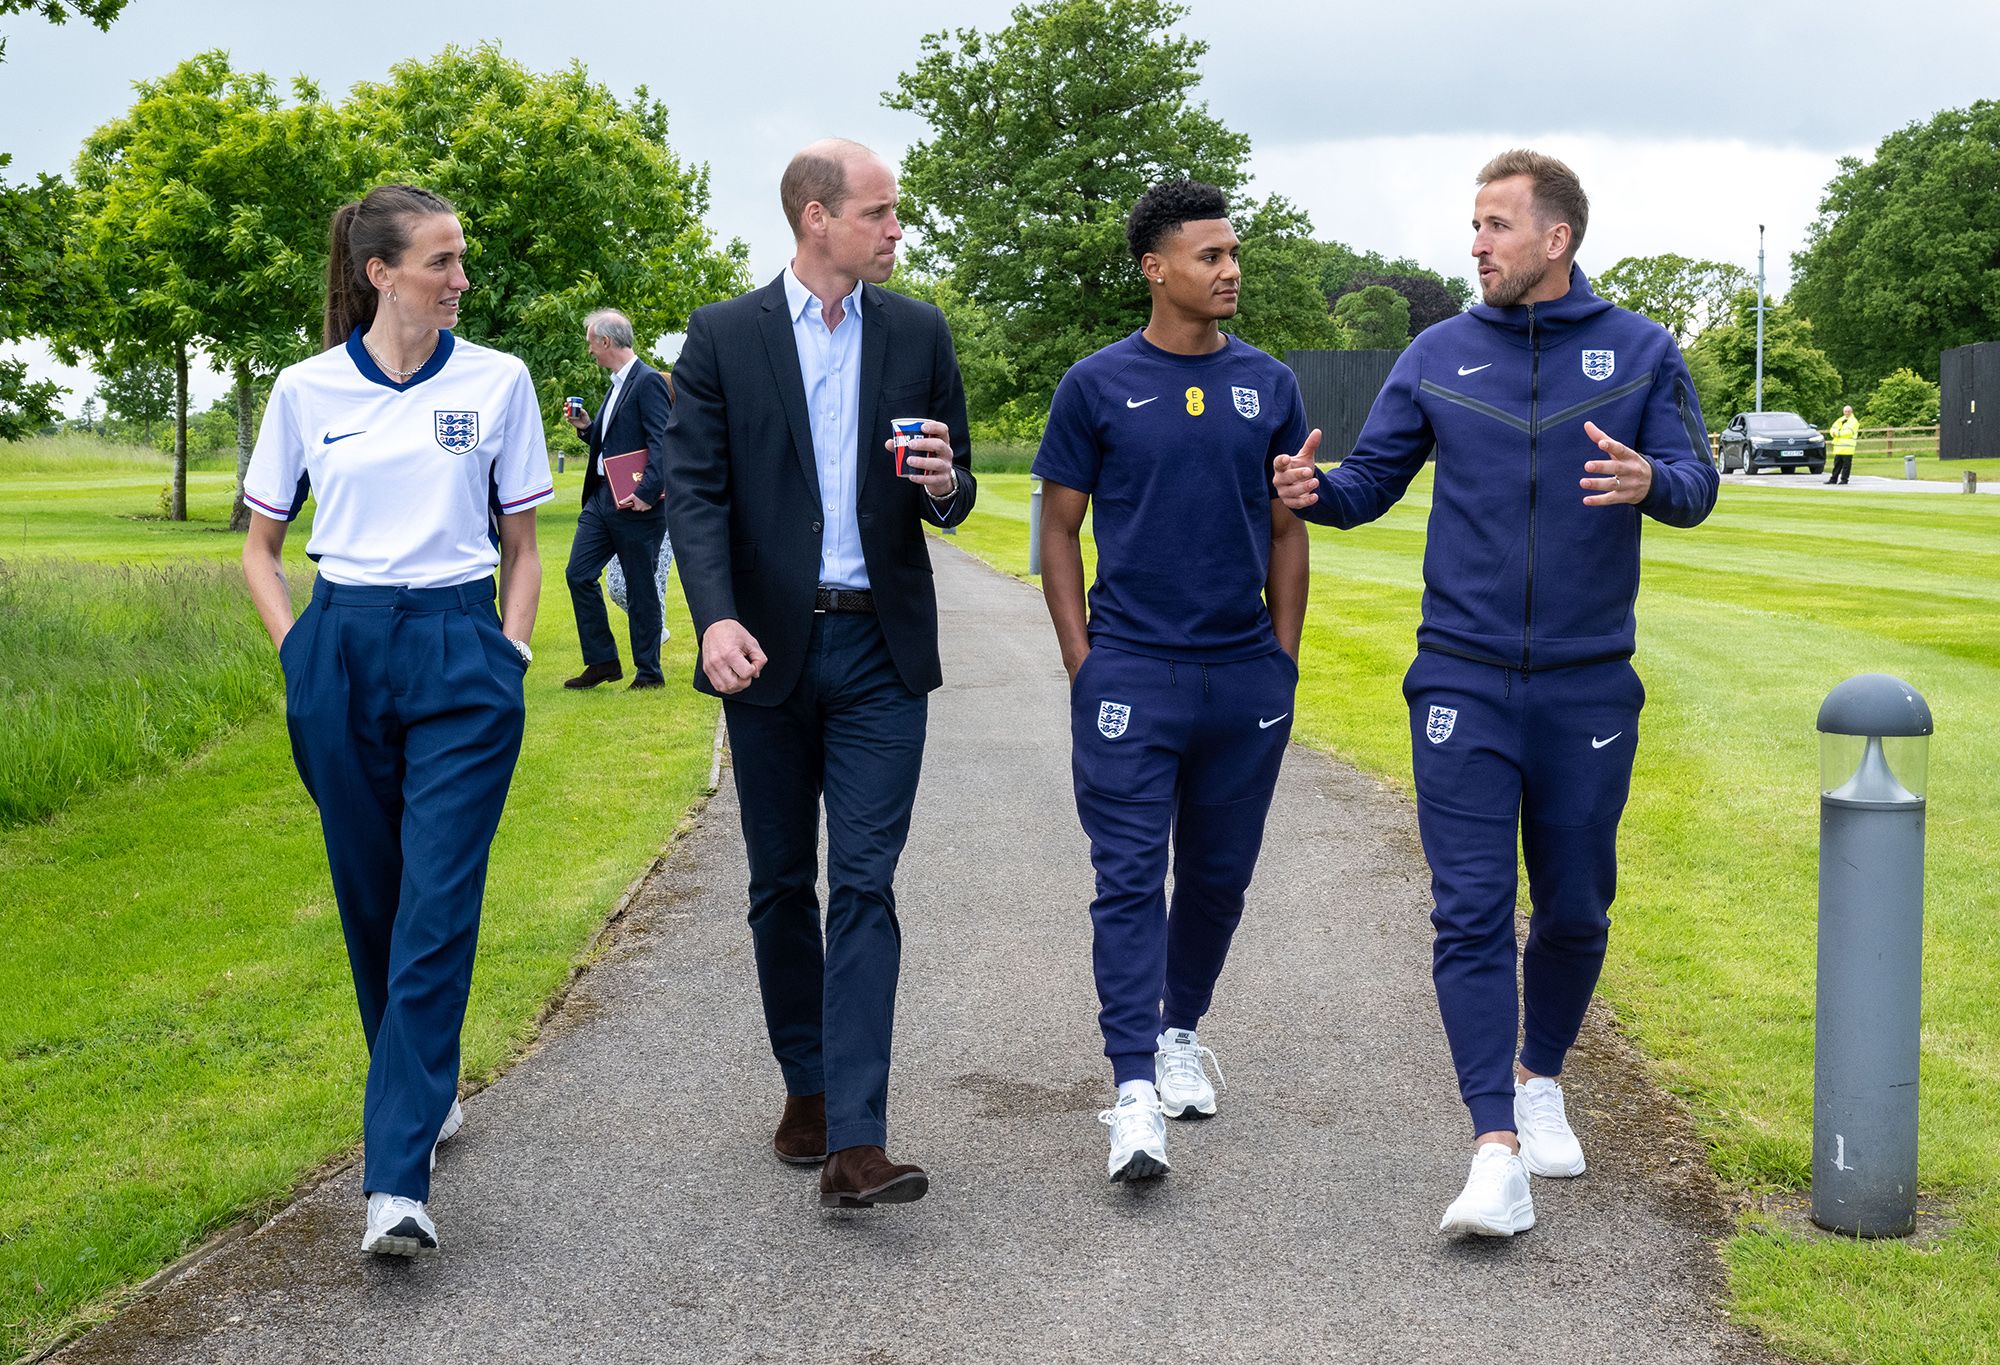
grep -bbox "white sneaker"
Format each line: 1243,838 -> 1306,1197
1155,1028 -> 1224,1119
1514,1077 -> 1587,1177
1439,1143 -> 1535,1237
362,1192 -> 438,1256
1098,1093 -> 1170,1182
437,1099 -> 464,1146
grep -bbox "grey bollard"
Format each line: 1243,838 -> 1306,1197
1965,471 -> 1978,494
1903,453 -> 1916,480
1028,477 -> 1044,576
1812,674 -> 1932,1237
557,452 -> 566,474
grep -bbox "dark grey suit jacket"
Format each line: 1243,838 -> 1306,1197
663,274 -> 975,703
580,359 -> 672,515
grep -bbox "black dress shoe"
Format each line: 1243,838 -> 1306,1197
563,661 -> 624,689
628,676 -> 665,690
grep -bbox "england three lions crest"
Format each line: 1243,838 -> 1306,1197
1231,386 -> 1260,419
1581,350 -> 1615,382
434,410 -> 481,454
1097,700 -> 1132,740
1426,705 -> 1457,745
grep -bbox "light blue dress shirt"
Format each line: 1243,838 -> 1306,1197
784,266 -> 869,590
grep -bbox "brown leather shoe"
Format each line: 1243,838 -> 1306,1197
773,1093 -> 827,1165
563,660 -> 623,689
818,1145 -> 928,1209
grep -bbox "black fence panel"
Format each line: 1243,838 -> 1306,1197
1284,350 -> 1404,459
1939,341 -> 2000,460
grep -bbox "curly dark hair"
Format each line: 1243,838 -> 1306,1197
1126,180 -> 1230,262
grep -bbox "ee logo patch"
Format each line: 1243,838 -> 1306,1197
1185,386 -> 1205,416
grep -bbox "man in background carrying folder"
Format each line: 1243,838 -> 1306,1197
562,307 -> 674,690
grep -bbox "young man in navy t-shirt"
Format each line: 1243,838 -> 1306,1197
1034,180 -> 1312,1183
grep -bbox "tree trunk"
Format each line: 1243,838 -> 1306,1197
229,357 -> 255,531
171,343 -> 189,522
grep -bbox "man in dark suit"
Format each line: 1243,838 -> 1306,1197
563,308 -> 674,690
664,138 -> 975,1210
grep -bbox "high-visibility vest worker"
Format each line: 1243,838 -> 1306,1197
1829,410 -> 1860,456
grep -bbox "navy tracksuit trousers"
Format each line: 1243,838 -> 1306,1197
1071,645 -> 1295,1086
281,578 -> 526,1201
1403,650 -> 1643,1136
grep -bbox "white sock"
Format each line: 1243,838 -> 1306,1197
1118,1079 -> 1158,1106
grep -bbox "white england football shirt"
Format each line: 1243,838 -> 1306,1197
244,329 -> 554,587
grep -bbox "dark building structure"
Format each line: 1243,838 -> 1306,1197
1939,341 -> 2000,460
1284,349 -> 1404,460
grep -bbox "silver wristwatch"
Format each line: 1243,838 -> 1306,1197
510,637 -> 533,665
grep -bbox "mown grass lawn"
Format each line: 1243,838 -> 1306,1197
0,439 -> 719,1358
942,470 -> 2000,1365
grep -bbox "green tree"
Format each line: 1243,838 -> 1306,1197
0,173 -> 84,439
1789,101 -> 2000,393
1685,289 -> 1843,426
1332,285 -> 1410,351
92,342 -> 174,445
1224,196 -> 1340,355
0,0 -> 128,60
886,0 -> 1267,408
1593,253 -> 1750,346
1319,242 -> 1471,338
1860,366 -> 1941,429
66,53 -> 358,521
1,0 -> 130,432
888,268 -> 1018,431
345,45 -> 748,441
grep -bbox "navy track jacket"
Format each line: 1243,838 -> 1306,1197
1298,266 -> 1718,672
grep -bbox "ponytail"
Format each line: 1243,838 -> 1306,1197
321,184 -> 458,351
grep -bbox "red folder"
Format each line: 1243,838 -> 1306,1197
602,448 -> 649,502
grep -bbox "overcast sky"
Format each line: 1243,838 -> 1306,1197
3,0 -> 1992,413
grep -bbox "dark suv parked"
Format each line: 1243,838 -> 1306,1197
1717,411 -> 1827,474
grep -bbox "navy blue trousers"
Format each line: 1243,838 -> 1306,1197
1071,646 -> 1295,1086
567,486 -> 667,683
1404,651 -> 1643,1136
282,578 -> 526,1200
722,612 -> 926,1154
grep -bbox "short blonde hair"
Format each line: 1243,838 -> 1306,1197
1477,149 -> 1589,255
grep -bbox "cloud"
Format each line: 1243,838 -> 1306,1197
1246,132 -> 1863,298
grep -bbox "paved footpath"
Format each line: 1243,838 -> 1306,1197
58,544 -> 1776,1365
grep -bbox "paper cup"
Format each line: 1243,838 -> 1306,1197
892,417 -> 927,477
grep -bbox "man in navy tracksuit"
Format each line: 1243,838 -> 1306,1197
1037,180 -> 1311,1183
1275,150 -> 1718,1236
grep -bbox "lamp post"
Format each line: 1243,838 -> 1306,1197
1028,476 -> 1044,576
1812,673 -> 1932,1237
1754,225 -> 1766,415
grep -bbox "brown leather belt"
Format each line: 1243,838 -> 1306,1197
814,587 -> 875,614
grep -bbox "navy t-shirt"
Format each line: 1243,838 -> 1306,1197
1033,330 -> 1310,662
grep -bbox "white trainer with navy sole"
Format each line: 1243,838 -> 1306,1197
362,1192 -> 438,1256
1514,1076 -> 1587,1177
1438,1142 -> 1536,1237
1155,1028 -> 1224,1119
1099,1093 -> 1170,1182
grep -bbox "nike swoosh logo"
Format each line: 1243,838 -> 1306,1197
1126,396 -> 1159,408
322,430 -> 365,445
1591,732 -> 1623,749
1259,713 -> 1290,729
1457,364 -> 1493,376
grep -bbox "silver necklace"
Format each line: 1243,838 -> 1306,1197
363,330 -> 438,383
